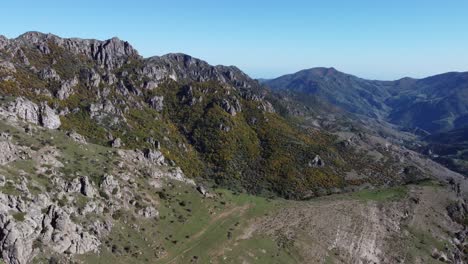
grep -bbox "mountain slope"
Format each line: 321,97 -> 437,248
0,31 -> 413,200
265,68 -> 468,133
386,72 -> 468,132
420,126 -> 468,176
266,67 -> 392,118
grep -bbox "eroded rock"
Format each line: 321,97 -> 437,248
39,103 -> 61,129
67,131 -> 87,144
56,77 -> 78,100
148,96 -> 164,111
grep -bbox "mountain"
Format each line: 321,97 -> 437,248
0,32 -> 467,263
386,72 -> 468,133
266,67 -> 392,119
421,126 -> 468,176
265,68 -> 468,134
1,31 -> 436,199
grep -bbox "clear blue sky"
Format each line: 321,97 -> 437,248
1,0 -> 468,80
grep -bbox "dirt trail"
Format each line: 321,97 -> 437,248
162,204 -> 250,264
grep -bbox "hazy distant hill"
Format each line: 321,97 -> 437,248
265,68 -> 468,134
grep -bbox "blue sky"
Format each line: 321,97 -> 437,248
1,0 -> 468,80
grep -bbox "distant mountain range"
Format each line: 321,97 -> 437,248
263,68 -> 468,134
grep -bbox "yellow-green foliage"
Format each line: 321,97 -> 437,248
156,81 -> 346,198
0,43 -> 353,199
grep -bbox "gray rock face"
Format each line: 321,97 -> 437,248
144,149 -> 165,165
0,133 -> 22,165
66,178 -> 82,193
0,175 -> 5,187
13,32 -> 140,70
2,98 -> 61,129
80,176 -> 96,198
89,100 -> 124,126
145,137 -> 161,149
0,213 -> 37,264
309,155 -> 325,168
111,138 -> 122,148
66,177 -> 95,198
57,77 -> 78,100
0,61 -> 16,74
41,205 -> 100,254
37,42 -> 51,54
197,185 -> 208,196
220,99 -> 242,116
67,131 -> 87,144
39,68 -> 60,82
148,96 -> 164,111
142,53 -> 256,89
100,174 -> 120,197
7,97 -> 40,125
80,68 -> 101,88
138,206 -> 159,219
92,37 -> 138,69
0,191 -> 100,264
39,103 -> 61,129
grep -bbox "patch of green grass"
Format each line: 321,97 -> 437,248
349,186 -> 408,202
324,253 -> 337,264
74,194 -> 90,210
12,212 -> 26,222
0,181 -> 21,196
10,159 -> 36,174
216,235 -> 301,264
403,226 -> 447,264
81,182 -> 288,264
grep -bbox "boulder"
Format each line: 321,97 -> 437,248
39,67 -> 60,81
7,97 -> 40,125
309,155 -> 325,168
39,103 -> 61,129
3,98 -> 60,129
56,77 -> 78,100
100,174 -> 120,197
80,177 -> 96,198
111,138 -> 122,148
148,96 -> 164,111
197,185 -> 208,196
41,205 -> 100,254
0,141 -> 20,165
0,61 -> 16,73
67,131 -> 87,144
65,176 -> 95,198
80,68 -> 101,88
220,99 -> 241,116
138,206 -> 159,219
0,214 -> 37,264
143,149 -> 165,165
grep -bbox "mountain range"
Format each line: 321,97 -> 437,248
0,32 -> 467,263
264,68 -> 468,134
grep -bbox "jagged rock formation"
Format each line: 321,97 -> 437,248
7,32 -> 140,70
0,97 -> 60,129
0,112 -> 194,263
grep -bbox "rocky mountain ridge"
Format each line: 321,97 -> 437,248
0,32 -> 467,263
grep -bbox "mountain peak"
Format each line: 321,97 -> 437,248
298,67 -> 342,78
6,31 -> 139,70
